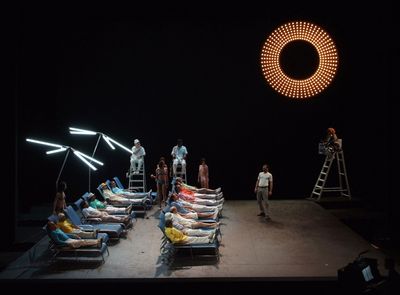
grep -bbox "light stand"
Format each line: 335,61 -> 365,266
69,127 -> 132,191
26,138 -> 103,189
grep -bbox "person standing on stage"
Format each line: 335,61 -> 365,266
254,164 -> 273,221
198,158 -> 209,189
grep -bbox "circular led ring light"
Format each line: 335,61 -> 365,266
261,21 -> 338,99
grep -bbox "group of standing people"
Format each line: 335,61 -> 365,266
130,138 -> 210,209
53,127 -> 341,224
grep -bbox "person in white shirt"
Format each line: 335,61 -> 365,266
81,201 -> 131,225
254,164 -> 273,221
171,139 -> 188,176
130,139 -> 146,174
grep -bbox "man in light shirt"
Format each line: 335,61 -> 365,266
130,139 -> 146,174
171,139 -> 188,176
254,164 -> 273,221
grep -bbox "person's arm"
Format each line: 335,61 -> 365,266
254,178 -> 259,193
52,196 -> 58,215
183,147 -> 187,160
268,175 -> 273,196
197,165 -> 201,184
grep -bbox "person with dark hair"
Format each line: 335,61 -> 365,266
151,159 -> 168,208
254,164 -> 273,221
53,180 -> 67,215
171,139 -> 188,176
198,158 -> 209,188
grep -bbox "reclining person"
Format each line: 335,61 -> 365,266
164,219 -> 215,244
56,213 -> 98,239
88,193 -> 132,214
100,183 -> 151,206
81,201 -> 131,226
168,199 -> 218,220
168,206 -> 219,229
47,221 -> 102,249
175,183 -> 223,200
164,212 -> 216,237
176,187 -> 224,206
169,193 -> 222,214
175,177 -> 221,194
109,180 -> 152,199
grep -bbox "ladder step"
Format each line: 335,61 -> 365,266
315,185 -> 322,189
320,172 -> 327,175
129,180 -> 144,182
312,191 -> 321,196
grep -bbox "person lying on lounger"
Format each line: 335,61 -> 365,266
175,177 -> 221,195
168,200 -> 218,220
166,207 -> 219,229
168,193 -> 222,215
109,180 -> 152,199
175,183 -> 223,200
47,221 -> 102,249
164,219 -> 215,244
175,185 -> 224,206
81,201 -> 131,225
100,183 -> 151,206
88,193 -> 132,214
56,213 -> 98,239
164,212 -> 216,237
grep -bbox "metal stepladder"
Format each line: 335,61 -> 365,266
309,139 -> 351,201
128,161 -> 147,193
173,163 -> 187,183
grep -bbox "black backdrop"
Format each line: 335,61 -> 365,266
11,3 -> 394,221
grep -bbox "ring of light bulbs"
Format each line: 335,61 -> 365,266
261,21 -> 338,99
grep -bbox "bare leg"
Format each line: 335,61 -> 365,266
157,183 -> 162,208
161,184 -> 167,205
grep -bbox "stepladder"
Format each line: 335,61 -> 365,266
173,163 -> 187,183
309,146 -> 351,201
128,161 -> 146,192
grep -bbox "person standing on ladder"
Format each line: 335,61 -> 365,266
171,139 -> 188,176
130,139 -> 146,174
